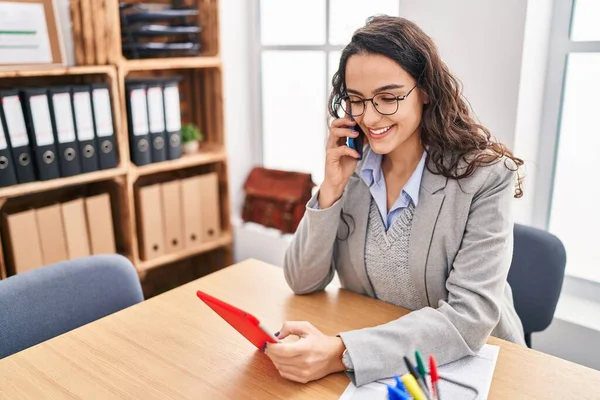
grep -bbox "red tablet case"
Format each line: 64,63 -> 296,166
196,290 -> 278,350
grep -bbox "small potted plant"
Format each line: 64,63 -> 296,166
181,123 -> 203,154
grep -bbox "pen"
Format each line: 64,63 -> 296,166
415,350 -> 430,394
387,385 -> 410,400
386,374 -> 409,400
401,373 -> 427,400
394,375 -> 409,396
404,356 -> 431,400
429,355 -> 440,400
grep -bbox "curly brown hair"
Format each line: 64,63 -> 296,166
329,15 -> 524,198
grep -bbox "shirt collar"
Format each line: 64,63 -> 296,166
360,147 -> 383,187
404,150 -> 427,206
359,146 -> 427,206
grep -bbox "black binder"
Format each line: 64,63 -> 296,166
125,81 -> 151,166
0,90 -> 36,183
71,85 -> 99,173
91,83 -> 118,170
146,80 -> 167,163
48,86 -> 82,178
0,106 -> 18,188
21,88 -> 61,181
163,79 -> 182,160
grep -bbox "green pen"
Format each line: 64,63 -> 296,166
415,350 -> 430,394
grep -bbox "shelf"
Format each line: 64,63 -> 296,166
0,65 -> 116,79
120,56 -> 221,72
130,144 -> 227,178
138,231 -> 233,272
0,167 -> 127,200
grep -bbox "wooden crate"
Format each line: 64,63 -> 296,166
72,0 -> 220,66
123,67 -> 224,147
0,66 -> 128,201
70,0 -> 121,65
131,161 -> 232,272
141,247 -> 229,299
0,178 -> 133,279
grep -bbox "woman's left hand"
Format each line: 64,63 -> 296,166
265,321 -> 347,383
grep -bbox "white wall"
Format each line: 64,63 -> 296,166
220,0 -> 286,264
513,0 -> 554,226
398,0 -> 528,148
219,0 -> 256,219
398,0 -> 554,227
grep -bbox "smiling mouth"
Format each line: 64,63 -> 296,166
369,125 -> 393,135
366,124 -> 396,139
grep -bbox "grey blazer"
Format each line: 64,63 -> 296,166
283,154 -> 526,386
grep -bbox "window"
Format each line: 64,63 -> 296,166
541,0 -> 600,282
256,0 -> 400,185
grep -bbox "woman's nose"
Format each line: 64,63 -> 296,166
361,101 -> 382,127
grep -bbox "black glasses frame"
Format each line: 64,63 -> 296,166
339,84 -> 418,117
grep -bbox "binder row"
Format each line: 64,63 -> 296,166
138,173 -> 221,261
0,84 -> 118,188
2,194 -> 116,274
125,78 -> 183,166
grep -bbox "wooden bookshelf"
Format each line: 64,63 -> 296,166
0,0 -> 232,280
0,65 -> 115,79
0,167 -> 127,200
120,56 -> 222,73
138,231 -> 233,272
129,144 -> 227,178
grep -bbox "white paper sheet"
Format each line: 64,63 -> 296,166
339,344 -> 499,400
0,2 -> 53,64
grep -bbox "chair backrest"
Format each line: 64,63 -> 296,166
507,224 -> 566,335
0,254 -> 143,359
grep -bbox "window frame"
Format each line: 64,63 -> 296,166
534,0 -> 600,228
251,0 -> 401,182
534,0 -> 600,283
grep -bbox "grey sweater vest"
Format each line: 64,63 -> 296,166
364,198 -> 422,311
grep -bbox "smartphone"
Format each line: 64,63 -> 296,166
346,105 -> 364,160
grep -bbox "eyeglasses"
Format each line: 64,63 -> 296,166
339,84 -> 418,117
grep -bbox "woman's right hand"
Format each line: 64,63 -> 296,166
318,117 -> 362,209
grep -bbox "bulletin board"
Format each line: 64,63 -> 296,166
0,0 -> 65,70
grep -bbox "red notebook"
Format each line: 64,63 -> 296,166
196,290 -> 279,350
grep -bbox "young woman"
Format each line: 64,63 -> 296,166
265,15 -> 526,387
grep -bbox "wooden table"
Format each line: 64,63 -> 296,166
1,259 -> 599,399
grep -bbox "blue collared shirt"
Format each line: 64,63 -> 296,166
360,147 -> 427,230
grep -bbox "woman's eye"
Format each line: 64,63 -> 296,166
350,100 -> 363,105
380,97 -> 396,103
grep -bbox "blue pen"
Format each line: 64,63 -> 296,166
387,385 -> 410,400
394,375 -> 409,395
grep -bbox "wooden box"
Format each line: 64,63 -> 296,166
133,161 -> 231,271
71,0 -> 220,65
0,179 -> 132,278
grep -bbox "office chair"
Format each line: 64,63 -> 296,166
507,223 -> 566,348
0,254 -> 144,359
